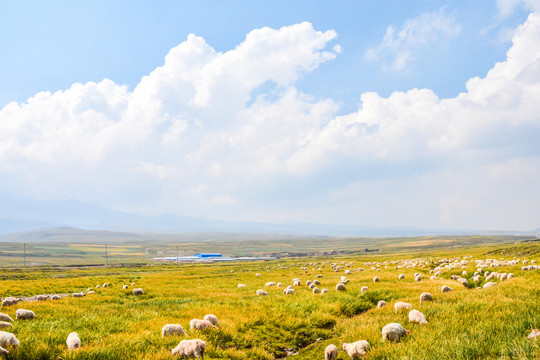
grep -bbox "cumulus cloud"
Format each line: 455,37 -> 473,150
0,15 -> 539,229
366,8 -> 461,71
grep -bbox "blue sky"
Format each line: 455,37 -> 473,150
1,1 -> 539,231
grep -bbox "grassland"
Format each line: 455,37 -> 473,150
0,239 -> 539,359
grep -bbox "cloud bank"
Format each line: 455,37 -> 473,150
1,16 -> 539,230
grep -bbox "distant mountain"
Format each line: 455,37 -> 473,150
0,196 -> 536,238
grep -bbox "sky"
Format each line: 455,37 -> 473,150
1,1 -> 539,231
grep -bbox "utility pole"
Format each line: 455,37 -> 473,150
23,243 -> 27,270
105,244 -> 108,267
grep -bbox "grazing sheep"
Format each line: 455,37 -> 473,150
171,339 -> 206,358
483,282 -> 496,288
95,285 -> 100,289
321,289 -> 328,294
377,300 -> 386,309
102,283 -> 108,288
382,323 -> 409,342
394,302 -> 412,313
256,273 -> 261,277
0,331 -> 19,348
86,291 -> 95,295
131,283 -> 135,286
256,290 -> 268,296
415,275 -> 422,282
283,288 -> 295,295
237,284 -> 246,288
133,288 -> 145,295
122,285 -> 128,289
15,309 -> 35,320
0,345 -> 7,355
190,319 -> 214,330
162,324 -> 186,337
324,344 -> 338,360
441,285 -> 453,293
336,283 -> 346,291
66,332 -> 81,350
203,314 -> 219,327
51,295 -> 62,300
340,276 -> 349,283
342,340 -> 370,358
398,274 -> 405,280
313,287 -> 321,294
373,276 -> 379,282
528,329 -> 540,339
293,280 -> 301,286
265,282 -> 276,287
72,292 -> 85,298
313,280 -> 321,285
419,292 -> 433,302
1,298 -> 18,307
0,314 -> 12,323
0,322 -> 12,329
316,274 -> 323,278
35,295 -> 48,301
409,310 -> 428,324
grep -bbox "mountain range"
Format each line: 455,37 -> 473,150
0,196 -> 536,241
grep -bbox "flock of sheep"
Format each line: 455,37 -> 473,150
0,255 -> 538,358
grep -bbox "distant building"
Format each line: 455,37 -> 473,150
194,253 -> 222,258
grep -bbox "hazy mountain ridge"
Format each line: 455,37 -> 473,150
0,196 -> 536,240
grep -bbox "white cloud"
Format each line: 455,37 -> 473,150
0,15 -> 539,230
366,8 -> 461,71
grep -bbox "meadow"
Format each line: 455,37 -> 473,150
0,238 -> 539,359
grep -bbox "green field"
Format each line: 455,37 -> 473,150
0,238 -> 539,359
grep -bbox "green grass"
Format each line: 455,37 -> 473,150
0,243 -> 538,359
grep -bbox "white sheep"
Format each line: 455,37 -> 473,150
361,286 -> 368,294
0,331 -> 19,348
342,340 -> 370,358
373,276 -> 379,282
102,283 -> 108,288
256,273 -> 261,277
1,298 -> 18,307
256,289 -> 268,296
0,314 -> 13,322
86,291 -> 95,295
51,295 -> 62,300
313,287 -> 321,294
66,332 -> 81,350
415,275 -> 422,282
0,322 -> 12,329
382,323 -> 409,342
237,284 -> 246,288
265,282 -> 276,287
35,295 -> 48,301
162,324 -> 186,337
190,319 -> 214,331
408,309 -> 428,325
377,300 -> 386,308
72,292 -> 85,298
394,302 -> 412,313
441,285 -> 453,293
324,344 -> 338,360
133,288 -> 145,295
321,289 -> 328,294
528,329 -> 540,339
122,285 -> 128,289
283,288 -> 295,295
336,283 -> 346,291
419,292 -> 433,302
171,339 -> 206,358
398,274 -> 405,280
203,314 -> 219,327
483,282 -> 496,288
15,309 -> 36,320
